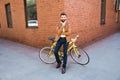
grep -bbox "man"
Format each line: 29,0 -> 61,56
54,12 -> 70,74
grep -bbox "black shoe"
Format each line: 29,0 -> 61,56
61,68 -> 66,74
56,63 -> 61,68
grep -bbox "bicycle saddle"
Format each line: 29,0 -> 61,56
48,37 -> 55,41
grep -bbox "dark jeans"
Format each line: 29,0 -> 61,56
54,37 -> 69,68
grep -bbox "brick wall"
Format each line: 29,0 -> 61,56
0,0 -> 120,48
0,8 -> 1,32
64,0 -> 120,47
0,0 -> 64,48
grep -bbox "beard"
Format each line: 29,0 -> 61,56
61,20 -> 66,22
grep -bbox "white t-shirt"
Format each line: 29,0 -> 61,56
60,21 -> 66,38
60,28 -> 66,37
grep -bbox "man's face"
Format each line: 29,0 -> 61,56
60,15 -> 67,22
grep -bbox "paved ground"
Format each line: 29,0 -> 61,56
0,32 -> 120,80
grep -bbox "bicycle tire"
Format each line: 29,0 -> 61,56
70,47 -> 90,65
39,47 -> 56,64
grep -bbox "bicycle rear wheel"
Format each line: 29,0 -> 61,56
70,47 -> 90,65
39,47 -> 56,64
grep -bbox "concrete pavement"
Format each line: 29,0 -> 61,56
0,32 -> 120,80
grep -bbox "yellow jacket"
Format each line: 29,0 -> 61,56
55,22 -> 71,42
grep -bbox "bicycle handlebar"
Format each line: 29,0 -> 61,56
69,35 -> 79,44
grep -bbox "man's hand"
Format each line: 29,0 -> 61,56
61,21 -> 66,27
57,26 -> 64,36
61,32 -> 65,35
61,31 -> 69,36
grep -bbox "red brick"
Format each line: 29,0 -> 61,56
64,0 -> 120,47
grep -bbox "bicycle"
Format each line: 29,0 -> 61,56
39,35 -> 90,65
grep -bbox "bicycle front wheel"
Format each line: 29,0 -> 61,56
39,47 -> 56,64
70,47 -> 90,65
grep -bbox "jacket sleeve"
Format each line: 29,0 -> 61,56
55,23 -> 62,41
56,23 -> 63,36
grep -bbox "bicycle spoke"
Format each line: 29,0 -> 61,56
39,47 -> 56,64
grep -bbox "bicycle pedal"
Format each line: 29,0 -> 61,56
60,58 -> 63,61
78,55 -> 81,58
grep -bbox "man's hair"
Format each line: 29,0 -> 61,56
60,12 -> 67,16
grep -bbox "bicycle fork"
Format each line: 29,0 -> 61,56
72,44 -> 81,58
